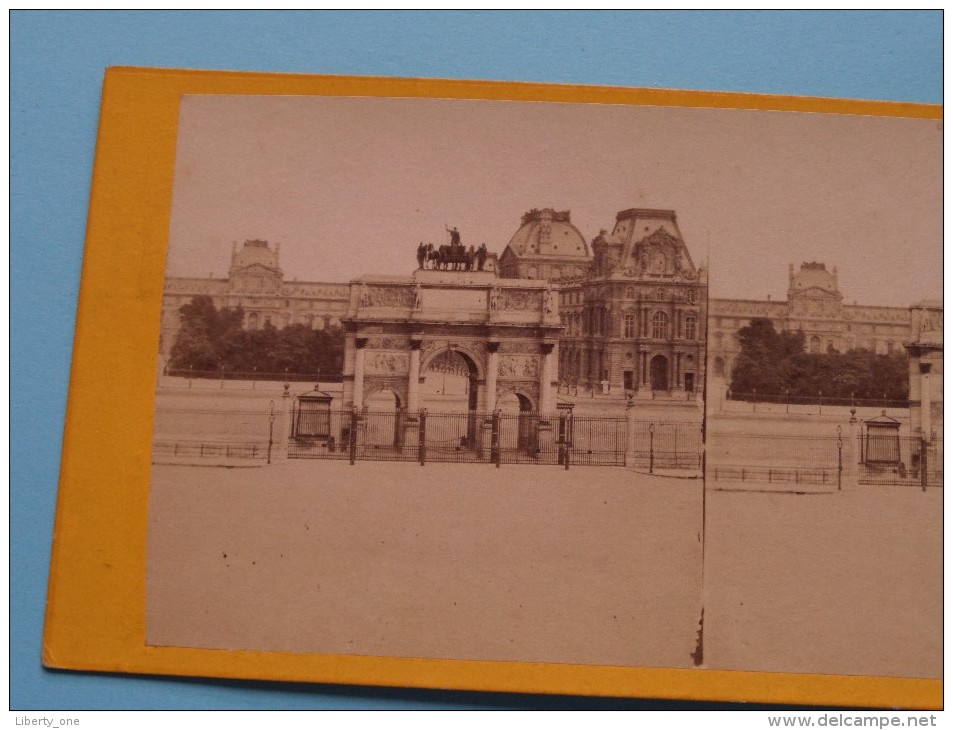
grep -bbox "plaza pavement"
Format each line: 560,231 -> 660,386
703,485 -> 941,679
146,458 -> 941,678
147,461 -> 705,668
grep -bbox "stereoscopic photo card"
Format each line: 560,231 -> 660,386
43,67 -> 942,708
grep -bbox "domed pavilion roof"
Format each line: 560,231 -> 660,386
789,261 -> 841,299
505,208 -> 590,258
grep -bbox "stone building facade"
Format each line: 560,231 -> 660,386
707,262 -> 913,380
160,239 -> 349,362
162,216 -> 929,401
501,208 -> 708,396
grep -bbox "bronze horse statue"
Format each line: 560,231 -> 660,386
417,229 -> 487,271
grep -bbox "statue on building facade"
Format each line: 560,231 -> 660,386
445,225 -> 461,247
488,286 -> 500,311
476,243 -> 488,271
417,227 -> 483,271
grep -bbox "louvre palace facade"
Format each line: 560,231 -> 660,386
161,208 -> 920,394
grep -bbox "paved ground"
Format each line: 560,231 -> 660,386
147,461 -> 704,668
703,485 -> 942,678
146,451 -> 941,678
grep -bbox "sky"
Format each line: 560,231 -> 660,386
166,95 -> 941,307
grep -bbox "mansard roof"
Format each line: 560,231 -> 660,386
596,208 -> 698,279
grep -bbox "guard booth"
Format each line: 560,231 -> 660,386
862,411 -> 902,466
292,387 -> 334,447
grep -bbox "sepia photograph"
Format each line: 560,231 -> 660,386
146,93 -> 941,679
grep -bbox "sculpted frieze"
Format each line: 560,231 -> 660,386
380,337 -> 409,350
361,285 -> 414,309
500,289 -> 541,311
365,351 -> 410,376
498,354 -> 540,379
498,340 -> 537,354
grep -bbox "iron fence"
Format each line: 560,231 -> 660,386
284,408 -> 703,470
153,404 -> 943,490
727,391 -> 908,409
165,367 -> 343,383
627,421 -> 703,472
288,408 -> 351,460
706,433 -> 843,488
152,407 -> 278,462
566,417 -> 629,466
857,435 -> 943,488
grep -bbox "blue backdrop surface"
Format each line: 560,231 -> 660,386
11,10 -> 942,710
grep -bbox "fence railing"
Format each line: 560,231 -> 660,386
727,391 -> 908,409
153,404 -> 940,489
164,367 -> 343,383
287,409 -> 632,467
706,432 -> 845,489
152,406 -> 281,463
857,434 -> 943,489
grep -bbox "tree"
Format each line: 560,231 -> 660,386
169,296 -> 345,376
730,319 -> 805,396
728,318 -> 907,402
169,296 -> 244,371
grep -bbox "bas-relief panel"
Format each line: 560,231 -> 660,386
790,299 -> 843,318
499,289 -> 543,311
365,351 -> 410,376
498,354 -> 540,379
498,341 -> 539,354
361,285 -> 414,308
846,307 -> 913,324
366,337 -> 410,350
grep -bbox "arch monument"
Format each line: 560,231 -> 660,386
341,265 -> 563,450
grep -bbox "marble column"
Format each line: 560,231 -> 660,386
485,341 -> 500,413
407,339 -> 422,413
353,337 -> 368,409
539,342 -> 555,415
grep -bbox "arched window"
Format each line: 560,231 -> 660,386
652,311 -> 669,339
809,335 -> 821,353
684,315 -> 697,340
247,312 -> 259,329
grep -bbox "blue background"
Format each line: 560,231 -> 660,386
11,10 -> 942,710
